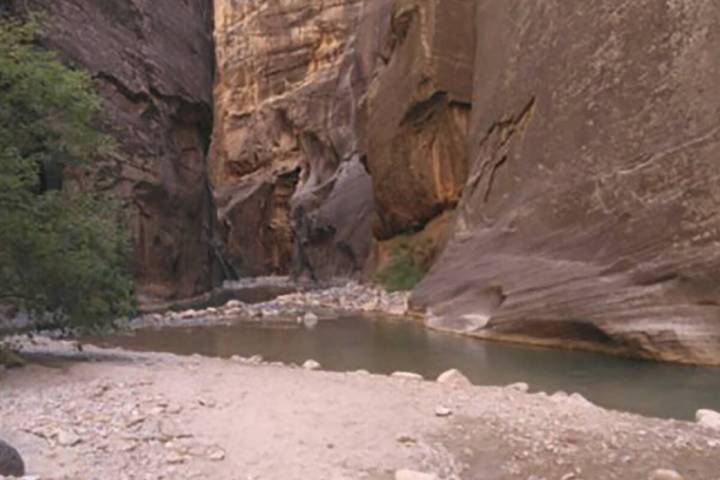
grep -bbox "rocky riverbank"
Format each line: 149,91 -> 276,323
127,281 -> 410,330
1,338 -> 720,480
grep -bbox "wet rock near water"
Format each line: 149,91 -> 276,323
391,372 -> 424,381
436,369 -> 472,388
695,409 -> 720,430
302,359 -> 321,371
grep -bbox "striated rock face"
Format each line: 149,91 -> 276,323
357,0 -> 475,241
413,1 -> 720,365
210,0 -> 373,279
16,0 -> 218,302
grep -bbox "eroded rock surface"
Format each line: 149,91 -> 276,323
210,0 -> 373,279
413,1 -> 720,365
15,0 -> 218,302
357,0 -> 475,241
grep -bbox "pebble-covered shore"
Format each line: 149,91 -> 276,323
1,339 -> 720,480
127,281 -> 411,330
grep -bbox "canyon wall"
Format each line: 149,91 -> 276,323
209,0 -> 476,279
413,1 -> 720,365
13,0 -> 720,363
15,0 -> 218,303
209,0 -> 374,279
357,0 -> 474,242
211,1 -> 720,364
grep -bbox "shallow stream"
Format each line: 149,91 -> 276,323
91,314 -> 720,420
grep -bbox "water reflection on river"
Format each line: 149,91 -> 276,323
91,314 -> 720,420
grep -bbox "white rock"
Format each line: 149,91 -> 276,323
391,371 -> 424,381
460,313 -> 490,330
436,369 -> 472,387
649,469 -> 685,480
302,359 -> 321,371
225,300 -> 242,309
302,312 -> 319,329
696,409 -> 720,429
179,309 -> 198,319
395,469 -> 439,480
506,382 -> 529,393
207,447 -> 226,461
434,406 -> 453,417
57,430 -> 81,447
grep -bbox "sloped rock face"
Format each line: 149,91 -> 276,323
413,1 -> 720,365
210,0 -> 373,279
357,0 -> 474,241
17,0 -> 217,302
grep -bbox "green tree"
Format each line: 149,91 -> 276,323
0,19 -> 135,332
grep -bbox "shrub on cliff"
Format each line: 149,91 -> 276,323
0,19 -> 135,331
374,236 -> 434,292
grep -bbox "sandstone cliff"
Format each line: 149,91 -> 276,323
210,0 -> 720,364
209,0 -> 373,279
413,1 -> 720,365
14,0 -> 720,364
357,0 -> 474,241
13,0 -> 218,302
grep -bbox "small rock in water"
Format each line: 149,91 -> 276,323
649,469 -> 685,480
696,409 -> 720,429
395,469 -> 438,480
434,406 -> 453,417
391,371 -> 424,381
506,382 -> 530,393
302,359 -> 321,371
302,312 -> 319,329
0,439 -> 25,477
436,368 -> 472,387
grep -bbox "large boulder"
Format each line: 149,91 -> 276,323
210,0 -> 374,279
0,439 -> 24,477
15,0 -> 218,303
413,1 -> 720,365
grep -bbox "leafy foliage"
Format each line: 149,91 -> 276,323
0,19 -> 135,330
374,236 -> 434,292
